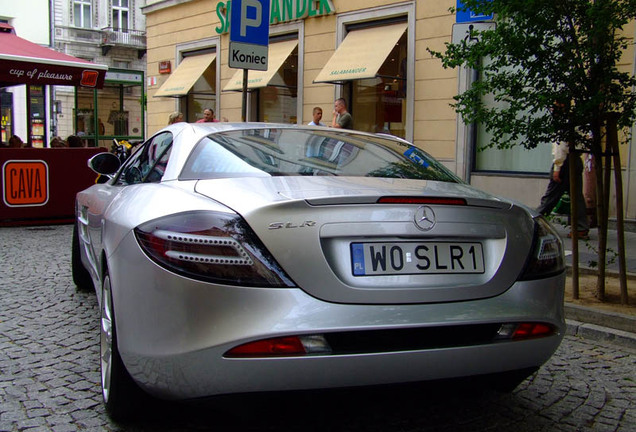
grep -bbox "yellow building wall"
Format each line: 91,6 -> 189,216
144,0 -> 459,165
414,1 -> 456,161
143,1 -> 635,219
146,0 -> 219,133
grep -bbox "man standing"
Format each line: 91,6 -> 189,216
331,98 -> 353,129
196,108 -> 218,123
308,107 -> 325,126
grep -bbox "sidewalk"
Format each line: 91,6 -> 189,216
550,218 -> 636,349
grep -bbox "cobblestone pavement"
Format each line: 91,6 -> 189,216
1,225 -> 634,432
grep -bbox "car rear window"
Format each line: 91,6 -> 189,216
179,128 -> 461,183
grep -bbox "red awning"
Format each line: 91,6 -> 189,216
0,23 -> 108,89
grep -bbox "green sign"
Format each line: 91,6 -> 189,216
216,0 -> 335,34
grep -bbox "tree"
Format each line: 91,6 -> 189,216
430,0 -> 636,303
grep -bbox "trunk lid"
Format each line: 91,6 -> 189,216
195,177 -> 535,305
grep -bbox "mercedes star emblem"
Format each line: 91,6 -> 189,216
414,206 -> 436,231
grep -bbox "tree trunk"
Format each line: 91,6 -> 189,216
591,122 -> 606,301
568,147 -> 580,299
606,115 -> 629,304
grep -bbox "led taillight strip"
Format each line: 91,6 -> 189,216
154,229 -> 253,265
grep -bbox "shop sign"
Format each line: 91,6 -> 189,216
2,160 -> 49,207
216,0 -> 335,34
1,61 -> 102,88
456,0 -> 493,23
159,61 -> 172,74
105,71 -> 143,84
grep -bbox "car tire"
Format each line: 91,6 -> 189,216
72,223 -> 93,292
101,270 -> 146,421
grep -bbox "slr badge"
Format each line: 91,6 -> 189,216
268,221 -> 316,230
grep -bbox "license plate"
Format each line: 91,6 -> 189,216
351,242 -> 485,276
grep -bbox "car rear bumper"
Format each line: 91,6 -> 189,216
109,234 -> 566,400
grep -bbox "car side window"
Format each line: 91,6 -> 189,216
116,132 -> 173,185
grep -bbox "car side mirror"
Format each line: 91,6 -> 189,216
88,152 -> 121,175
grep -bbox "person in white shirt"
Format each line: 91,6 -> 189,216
537,141 -> 590,238
308,107 -> 325,126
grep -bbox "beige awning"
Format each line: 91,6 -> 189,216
223,39 -> 298,91
313,22 -> 407,84
154,53 -> 216,97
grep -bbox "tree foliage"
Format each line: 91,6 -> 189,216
430,0 -> 636,152
431,0 -> 636,302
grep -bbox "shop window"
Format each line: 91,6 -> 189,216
73,0 -> 92,29
472,64 -> 551,174
474,114 -> 552,174
255,46 -> 298,123
112,0 -> 129,33
342,31 -> 407,138
187,58 -> 217,122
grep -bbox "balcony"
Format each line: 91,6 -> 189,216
55,26 -> 102,44
54,26 -> 146,58
100,27 -> 146,57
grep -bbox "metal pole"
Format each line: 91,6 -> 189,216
241,69 -> 248,122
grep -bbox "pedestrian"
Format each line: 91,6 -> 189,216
49,136 -> 67,148
308,107 -> 325,126
331,98 -> 353,129
67,135 -> 85,148
8,135 -> 24,148
168,111 -> 184,125
196,108 -> 218,123
537,101 -> 590,239
537,140 -> 590,239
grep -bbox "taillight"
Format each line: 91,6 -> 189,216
519,216 -> 564,280
225,335 -> 332,358
134,211 -> 295,287
496,323 -> 557,340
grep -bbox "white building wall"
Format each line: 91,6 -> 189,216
0,0 -> 50,44
51,0 -> 147,141
0,0 -> 51,143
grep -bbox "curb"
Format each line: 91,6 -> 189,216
567,265 -> 636,280
564,303 -> 636,334
563,265 -> 636,349
566,319 -> 636,350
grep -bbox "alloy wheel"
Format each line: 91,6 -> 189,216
100,274 -> 114,403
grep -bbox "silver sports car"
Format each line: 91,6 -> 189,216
73,123 -> 565,420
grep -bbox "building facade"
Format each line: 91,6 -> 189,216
52,0 -> 147,147
142,0 -> 636,222
0,0 -> 148,149
0,0 -> 52,146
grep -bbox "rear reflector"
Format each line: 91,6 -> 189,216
377,197 -> 467,205
496,323 -> 556,340
225,335 -> 332,358
226,336 -> 306,357
511,323 -> 554,339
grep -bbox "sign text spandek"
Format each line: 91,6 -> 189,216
216,0 -> 335,35
229,0 -> 271,71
